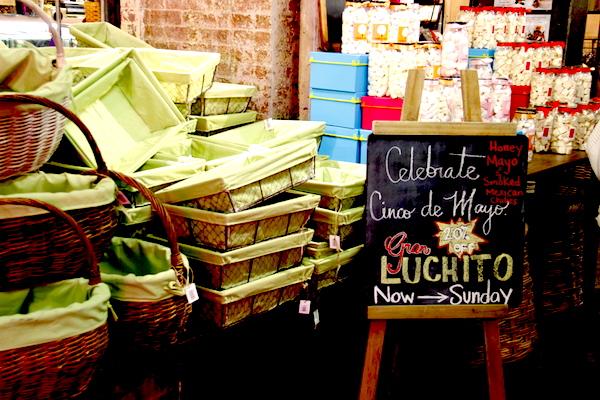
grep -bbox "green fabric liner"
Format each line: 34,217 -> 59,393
0,48 -> 72,114
131,156 -> 206,189
198,120 -> 325,151
165,191 -> 320,226
302,244 -> 364,275
198,264 -> 314,305
156,139 -> 317,204
201,82 -> 257,99
0,278 -> 110,351
311,206 -> 365,226
189,136 -> 245,169
0,172 -> 116,219
295,160 -> 366,199
69,22 -> 152,48
149,228 -> 314,266
117,204 -> 152,225
190,111 -> 258,132
134,48 -> 220,85
100,237 -> 189,301
65,55 -> 191,173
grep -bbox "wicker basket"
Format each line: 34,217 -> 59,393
84,1 -> 101,22
0,0 -> 68,181
196,264 -> 314,328
304,244 -> 364,290
0,197 -> 110,400
155,228 -> 314,291
168,191 -> 320,251
310,206 -> 365,246
101,171 -> 193,351
0,96 -> 119,291
191,82 -> 257,116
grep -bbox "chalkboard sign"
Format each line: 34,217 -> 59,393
366,134 -> 528,308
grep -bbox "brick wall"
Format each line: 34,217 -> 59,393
120,0 -> 300,119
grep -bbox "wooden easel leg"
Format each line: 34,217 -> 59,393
359,320 -> 387,400
483,319 -> 506,400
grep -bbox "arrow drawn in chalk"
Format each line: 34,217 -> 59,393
417,292 -> 449,303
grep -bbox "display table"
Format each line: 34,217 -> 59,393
528,151 -> 590,176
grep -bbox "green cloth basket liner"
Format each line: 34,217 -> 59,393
0,172 -> 116,218
199,264 -> 314,305
166,191 -> 320,250
0,278 -> 110,351
303,244 -> 364,276
295,159 -> 366,200
134,47 -> 220,103
311,206 -> 365,226
192,82 -> 257,116
0,48 -> 72,113
198,120 -> 325,151
190,111 -> 258,133
156,139 -> 317,205
69,22 -> 152,48
64,54 -> 193,173
100,237 -> 189,301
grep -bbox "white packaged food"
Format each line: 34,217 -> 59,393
552,68 -> 578,107
574,67 -> 592,105
551,107 -> 578,154
342,2 -> 370,54
530,68 -> 557,107
389,3 -> 421,43
368,4 -> 391,44
513,108 -> 537,161
388,44 -> 417,98
534,106 -> 554,152
440,22 -> 469,77
418,79 -> 451,122
491,78 -> 511,122
368,44 -> 390,97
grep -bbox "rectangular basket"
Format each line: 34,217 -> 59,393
303,245 -> 363,290
156,228 -> 314,291
196,264 -> 314,328
191,82 -> 257,116
157,140 -> 318,213
166,191 -> 320,251
295,159 -> 366,212
310,206 -> 365,245
189,111 -> 258,134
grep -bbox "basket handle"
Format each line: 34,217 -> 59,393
0,93 -> 108,174
0,197 -> 100,285
19,0 -> 65,69
107,170 -> 188,287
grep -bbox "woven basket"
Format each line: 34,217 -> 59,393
0,95 -> 118,291
0,0 -> 68,181
103,171 -> 193,351
0,197 -> 110,400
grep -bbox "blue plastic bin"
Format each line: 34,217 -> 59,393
319,126 -> 362,163
310,89 -> 365,129
309,52 -> 369,93
359,129 -> 372,164
468,48 -> 495,58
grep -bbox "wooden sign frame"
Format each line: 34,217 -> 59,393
359,70 -> 513,400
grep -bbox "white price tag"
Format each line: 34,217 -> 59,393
265,118 -> 274,131
298,299 -> 311,315
185,283 -> 199,304
329,235 -> 341,251
313,309 -> 320,328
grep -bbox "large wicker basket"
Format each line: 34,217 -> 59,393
0,198 -> 110,400
0,0 -> 68,181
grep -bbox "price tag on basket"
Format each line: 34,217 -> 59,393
185,283 -> 199,304
329,235 -> 341,251
298,299 -> 311,315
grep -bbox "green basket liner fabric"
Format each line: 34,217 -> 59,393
311,206 -> 365,226
156,139 -> 317,204
0,172 -> 116,219
134,48 -> 220,102
69,22 -> 152,48
190,136 -> 246,169
118,204 -> 152,226
65,55 -> 192,173
295,160 -> 366,200
0,278 -> 110,351
130,155 -> 206,191
202,82 -> 257,99
303,244 -> 364,275
190,111 -> 258,133
0,48 -> 72,113
192,82 -> 257,116
153,228 -> 314,267
198,264 -> 314,305
198,120 -> 325,151
100,237 -> 189,301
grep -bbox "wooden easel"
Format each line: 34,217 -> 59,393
359,69 -> 515,400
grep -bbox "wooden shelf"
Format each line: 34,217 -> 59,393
527,151 -> 588,176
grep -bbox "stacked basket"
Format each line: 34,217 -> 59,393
151,140 -> 321,328
295,160 -> 367,289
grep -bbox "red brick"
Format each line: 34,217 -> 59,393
256,15 -> 271,30
231,14 -> 254,29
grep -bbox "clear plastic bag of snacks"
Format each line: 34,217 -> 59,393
575,67 -> 592,105
472,7 -> 496,49
534,106 -> 554,152
551,106 -> 578,154
389,3 -> 420,43
513,108 -> 537,161
388,44 -> 416,98
530,68 -> 557,107
574,105 -> 596,150
552,68 -> 578,108
479,79 -> 494,122
342,2 -> 370,54
440,22 -> 469,77
492,78 -> 511,122
368,4 -> 391,44
368,44 -> 390,97
419,79 -> 451,122
457,6 -> 476,44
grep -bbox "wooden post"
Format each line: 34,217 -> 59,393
299,0 -> 320,120
359,320 -> 387,400
400,69 -> 425,122
483,320 -> 506,400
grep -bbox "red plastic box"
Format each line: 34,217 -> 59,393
361,96 -> 403,130
510,85 -> 531,120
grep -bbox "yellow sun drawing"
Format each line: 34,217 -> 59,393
435,218 -> 487,258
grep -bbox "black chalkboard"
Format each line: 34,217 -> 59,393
365,134 -> 528,307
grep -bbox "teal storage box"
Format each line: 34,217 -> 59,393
468,48 -> 495,58
309,52 -> 369,93
359,129 -> 372,164
310,89 -> 364,129
319,126 -> 361,163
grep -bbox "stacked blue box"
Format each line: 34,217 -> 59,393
319,126 -> 371,164
309,52 -> 368,130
